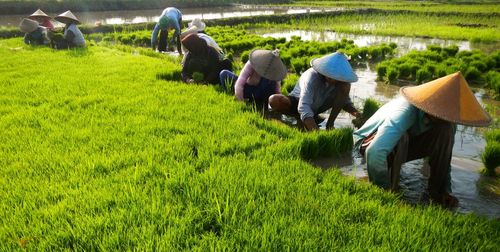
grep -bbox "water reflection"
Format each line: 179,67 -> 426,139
0,6 -> 336,27
259,29 -> 498,54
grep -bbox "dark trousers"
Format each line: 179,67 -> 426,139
219,70 -> 277,110
388,122 -> 456,196
158,29 -> 168,52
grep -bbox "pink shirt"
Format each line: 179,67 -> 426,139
40,19 -> 54,30
234,61 -> 282,101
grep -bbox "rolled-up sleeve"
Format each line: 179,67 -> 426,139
365,104 -> 417,189
297,73 -> 317,121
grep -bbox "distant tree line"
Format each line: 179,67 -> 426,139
0,0 -> 292,15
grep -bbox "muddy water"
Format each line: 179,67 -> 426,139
259,29 -> 499,55
307,64 -> 500,218
0,6 -> 335,27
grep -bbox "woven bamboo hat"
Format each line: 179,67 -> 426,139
19,18 -> 39,33
400,71 -> 492,127
55,10 -> 80,24
249,49 -> 287,81
29,9 -> 50,19
188,18 -> 206,32
310,52 -> 358,83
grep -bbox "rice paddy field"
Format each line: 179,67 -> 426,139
1,0 -> 500,250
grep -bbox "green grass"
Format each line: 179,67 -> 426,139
248,10 -> 499,43
290,0 -> 500,13
0,39 -> 499,250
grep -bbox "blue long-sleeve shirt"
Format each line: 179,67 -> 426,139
353,97 -> 431,188
289,68 -> 354,121
151,7 -> 182,47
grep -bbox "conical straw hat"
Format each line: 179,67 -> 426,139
29,9 -> 50,18
310,52 -> 358,82
19,18 -> 39,33
55,10 -> 80,24
249,49 -> 287,81
188,18 -> 206,32
400,72 -> 492,127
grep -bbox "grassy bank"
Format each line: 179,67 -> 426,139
0,39 -> 499,250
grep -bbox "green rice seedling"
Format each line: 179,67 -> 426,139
192,72 -> 205,83
386,66 -> 399,83
376,63 -> 388,80
485,71 -> 500,99
397,63 -> 413,80
442,45 -> 459,57
1,34 -> 500,251
464,66 -> 482,82
352,98 -> 381,128
482,141 -> 500,177
416,68 -> 433,84
281,73 -> 299,95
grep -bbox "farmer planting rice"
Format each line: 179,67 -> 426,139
28,9 -> 54,31
269,52 -> 361,131
19,18 -> 49,46
54,10 -> 85,48
181,33 -> 232,85
353,72 -> 492,208
180,18 -> 224,56
220,49 -> 287,109
151,7 -> 182,55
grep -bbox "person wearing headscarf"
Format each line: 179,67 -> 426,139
181,34 -> 232,85
180,18 -> 224,56
353,72 -> 492,208
151,7 -> 182,54
19,18 -> 49,45
219,49 -> 287,108
54,10 -> 85,48
28,9 -> 54,31
269,52 -> 360,131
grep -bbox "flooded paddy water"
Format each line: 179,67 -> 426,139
0,5 -> 338,27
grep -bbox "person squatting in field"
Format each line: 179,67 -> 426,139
19,18 -> 50,46
181,33 -> 232,85
353,72 -> 492,208
53,10 -> 85,48
28,9 -> 55,31
151,7 -> 182,55
219,49 -> 287,109
269,52 -> 361,131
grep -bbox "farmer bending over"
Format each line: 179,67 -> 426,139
220,49 -> 287,109
151,7 -> 182,55
269,52 -> 360,131
19,18 -> 49,46
353,72 -> 491,208
181,34 -> 232,85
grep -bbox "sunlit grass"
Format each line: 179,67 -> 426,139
0,38 -> 499,250
289,0 -> 500,13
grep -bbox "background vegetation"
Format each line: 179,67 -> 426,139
0,0 -> 291,14
1,38 -> 499,250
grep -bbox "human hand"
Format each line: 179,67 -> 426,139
352,111 -> 362,118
